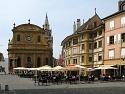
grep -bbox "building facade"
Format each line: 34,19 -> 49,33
7,14 -> 53,72
103,0 -> 125,76
61,14 -> 105,68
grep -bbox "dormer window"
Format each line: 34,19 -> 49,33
94,21 -> 97,28
122,4 -> 125,10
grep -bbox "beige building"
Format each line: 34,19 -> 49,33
7,14 -> 53,72
61,14 -> 105,69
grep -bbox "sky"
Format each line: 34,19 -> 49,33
0,0 -> 118,58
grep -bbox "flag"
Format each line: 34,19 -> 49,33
58,54 -> 62,65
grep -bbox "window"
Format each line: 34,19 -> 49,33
110,21 -> 114,30
99,30 -> 102,35
89,33 -> 93,38
108,50 -> 114,59
17,57 -> 21,67
94,32 -> 97,38
121,33 -> 125,42
66,43 -> 68,48
109,36 -> 114,44
17,35 -> 20,41
89,57 -> 92,62
94,21 -> 97,28
123,5 -> 125,10
37,58 -> 41,67
89,43 -> 92,49
121,48 -> 125,58
82,34 -> 85,39
73,59 -> 77,64
68,60 -> 70,64
73,38 -> 78,45
45,58 -> 48,65
81,56 -> 84,62
121,17 -> 125,26
98,40 -> 102,47
107,35 -> 116,45
81,44 -> 84,50
38,36 -> 41,42
94,42 -> 97,49
27,57 -> 31,62
73,48 -> 77,54
98,55 -> 102,61
69,41 -> 71,47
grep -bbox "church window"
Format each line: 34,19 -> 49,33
37,58 -> 41,67
45,58 -> 48,65
17,35 -> 20,41
27,57 -> 31,62
38,36 -> 41,42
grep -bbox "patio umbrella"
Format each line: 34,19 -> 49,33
13,67 -> 28,76
94,65 -> 118,70
13,67 -> 27,70
38,65 -> 52,71
62,64 -> 79,71
52,66 -> 63,71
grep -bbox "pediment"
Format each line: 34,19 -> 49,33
13,24 -> 44,32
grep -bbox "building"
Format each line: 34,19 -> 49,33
61,13 -> 105,69
103,0 -> 125,76
7,14 -> 53,72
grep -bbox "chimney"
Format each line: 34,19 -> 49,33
73,21 -> 76,32
77,19 -> 81,29
118,0 -> 125,11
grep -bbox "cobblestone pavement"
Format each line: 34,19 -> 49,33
0,75 -> 125,94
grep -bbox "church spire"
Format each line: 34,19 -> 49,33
44,13 -> 50,30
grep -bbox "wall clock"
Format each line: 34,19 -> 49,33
26,36 -> 32,41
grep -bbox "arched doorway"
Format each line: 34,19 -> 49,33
17,57 -> 21,67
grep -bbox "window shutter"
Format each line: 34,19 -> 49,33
118,34 -> 121,43
107,37 -> 109,45
114,35 -> 116,44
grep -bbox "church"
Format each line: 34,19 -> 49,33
7,14 -> 53,72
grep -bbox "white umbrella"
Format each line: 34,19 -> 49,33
38,65 -> 52,71
94,66 -> 117,70
13,67 -> 27,70
52,66 -> 63,71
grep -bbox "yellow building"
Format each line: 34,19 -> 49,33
61,14 -> 104,69
7,14 -> 53,72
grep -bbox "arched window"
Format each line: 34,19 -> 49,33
38,36 -> 41,42
37,58 -> 41,67
17,35 -> 20,41
27,57 -> 31,62
45,58 -> 48,65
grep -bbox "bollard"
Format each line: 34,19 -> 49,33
5,85 -> 9,91
0,84 -> 1,89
